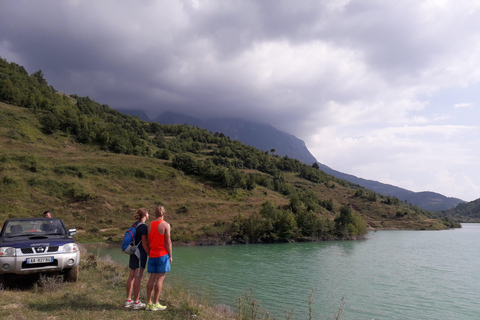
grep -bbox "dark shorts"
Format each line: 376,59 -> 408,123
148,255 -> 171,274
129,252 -> 147,270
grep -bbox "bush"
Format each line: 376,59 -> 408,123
335,206 -> 367,237
172,154 -> 199,175
154,148 -> 170,160
33,274 -> 64,293
64,186 -> 92,202
2,176 -> 16,185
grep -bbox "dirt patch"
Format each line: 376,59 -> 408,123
1,303 -> 22,309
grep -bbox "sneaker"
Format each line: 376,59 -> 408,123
145,303 -> 152,311
132,300 -> 146,310
150,303 -> 167,311
124,300 -> 133,308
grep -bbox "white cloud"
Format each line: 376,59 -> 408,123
454,103 -> 473,109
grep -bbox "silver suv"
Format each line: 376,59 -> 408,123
0,218 -> 80,285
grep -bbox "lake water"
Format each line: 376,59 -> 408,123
85,224 -> 480,319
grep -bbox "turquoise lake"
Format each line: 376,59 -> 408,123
85,223 -> 480,319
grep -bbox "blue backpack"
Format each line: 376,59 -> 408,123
121,222 -> 145,254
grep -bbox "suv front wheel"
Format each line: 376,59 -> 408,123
63,266 -> 78,282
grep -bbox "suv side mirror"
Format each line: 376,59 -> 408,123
68,229 -> 77,236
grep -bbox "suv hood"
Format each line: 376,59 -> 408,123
0,235 -> 75,248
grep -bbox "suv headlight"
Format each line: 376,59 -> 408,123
62,243 -> 78,253
0,247 -> 16,257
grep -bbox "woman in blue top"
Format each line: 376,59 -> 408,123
124,208 -> 149,309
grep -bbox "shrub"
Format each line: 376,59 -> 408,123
34,274 -> 64,293
172,153 -> 199,175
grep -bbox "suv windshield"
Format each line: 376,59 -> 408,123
4,219 -> 66,237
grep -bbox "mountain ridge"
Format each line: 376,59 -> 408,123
154,111 -> 318,165
316,162 -> 465,211
120,109 -> 466,211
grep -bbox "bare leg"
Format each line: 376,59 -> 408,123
133,268 -> 144,303
153,273 -> 166,304
147,273 -> 157,304
126,269 -> 135,300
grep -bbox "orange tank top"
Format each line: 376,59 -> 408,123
149,220 -> 168,258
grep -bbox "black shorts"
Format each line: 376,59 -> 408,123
129,252 -> 147,270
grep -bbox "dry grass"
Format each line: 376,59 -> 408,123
0,249 -> 235,320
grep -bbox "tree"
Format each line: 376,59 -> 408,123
31,70 -> 47,85
354,189 -> 364,197
336,206 -> 354,227
295,210 -> 319,237
172,154 -> 198,175
335,206 -> 354,237
367,192 -> 377,202
289,193 -> 303,213
334,206 -> 366,237
260,201 -> 298,240
154,149 -> 170,160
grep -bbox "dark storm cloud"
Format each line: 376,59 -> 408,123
0,1 -> 385,124
1,0 -> 478,129
1,1 -> 351,124
2,0 -> 479,122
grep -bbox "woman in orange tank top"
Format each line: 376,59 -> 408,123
148,219 -> 169,258
146,205 -> 172,311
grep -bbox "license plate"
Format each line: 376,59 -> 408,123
26,257 -> 53,264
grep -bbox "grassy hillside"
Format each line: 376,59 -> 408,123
441,198 -> 480,222
0,101 -> 279,242
0,57 -> 458,244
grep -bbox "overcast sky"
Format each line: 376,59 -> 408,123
1,0 -> 479,201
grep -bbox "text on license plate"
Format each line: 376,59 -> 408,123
26,257 -> 53,264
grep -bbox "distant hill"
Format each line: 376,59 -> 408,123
136,111 -> 466,211
443,198 -> 480,222
403,192 -> 465,212
316,163 -> 465,211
